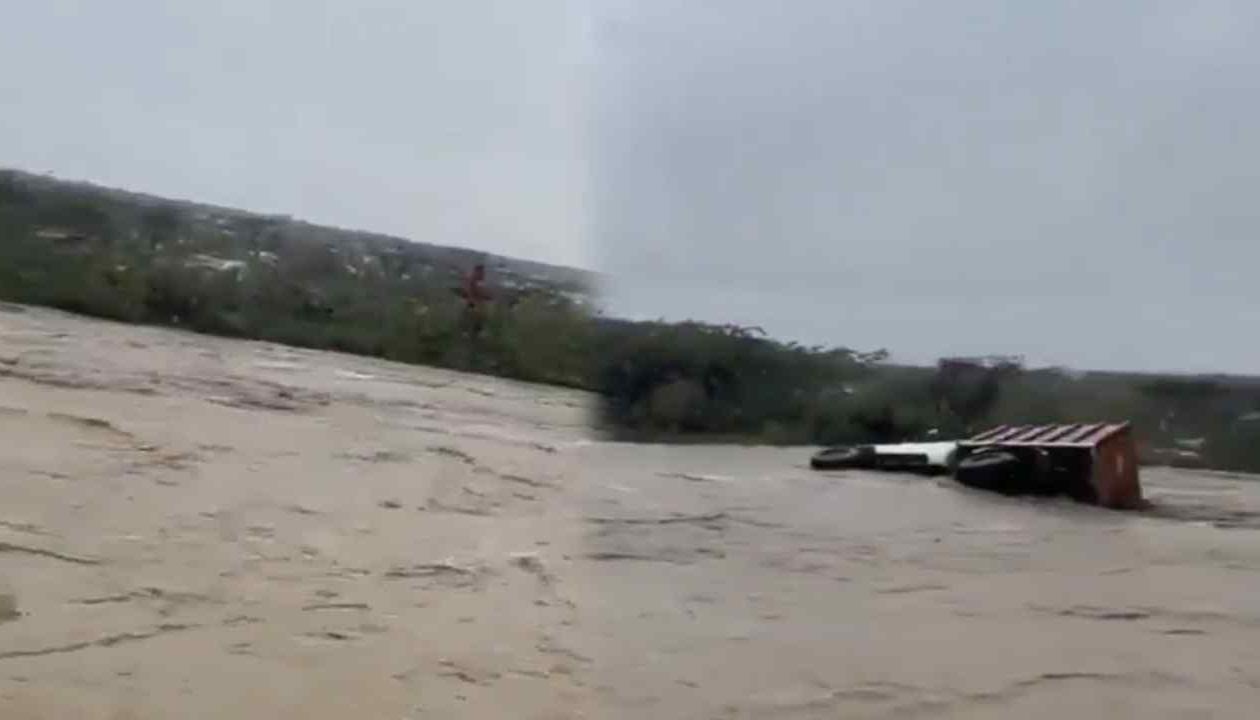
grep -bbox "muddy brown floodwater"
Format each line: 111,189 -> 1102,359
2,303 -> 1259,719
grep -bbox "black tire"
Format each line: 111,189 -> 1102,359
954,449 -> 1030,495
954,447 -> 1058,496
810,445 -> 876,471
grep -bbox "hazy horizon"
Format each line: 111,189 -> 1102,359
1,163 -> 590,273
591,0 -> 1260,375
0,1 -> 592,269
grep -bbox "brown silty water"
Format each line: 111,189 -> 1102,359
1,303 -> 1257,719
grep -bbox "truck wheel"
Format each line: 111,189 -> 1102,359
954,449 -> 1030,494
810,445 -> 876,470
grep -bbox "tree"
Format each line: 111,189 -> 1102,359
139,206 -> 183,251
931,357 -> 1023,431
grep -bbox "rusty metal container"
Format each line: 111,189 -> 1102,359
957,422 -> 1144,510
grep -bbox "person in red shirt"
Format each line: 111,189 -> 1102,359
460,263 -> 490,310
456,262 -> 492,340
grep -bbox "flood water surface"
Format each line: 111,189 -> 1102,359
2,306 -> 1257,719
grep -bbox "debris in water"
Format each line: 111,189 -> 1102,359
384,561 -> 479,581
585,512 -> 728,528
0,541 -> 101,565
0,593 -> 19,623
509,551 -> 547,577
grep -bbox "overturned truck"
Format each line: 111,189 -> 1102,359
810,422 -> 1145,510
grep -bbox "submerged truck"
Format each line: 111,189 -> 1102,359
809,422 -> 1144,510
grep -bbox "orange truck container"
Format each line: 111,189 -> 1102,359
957,422 -> 1144,510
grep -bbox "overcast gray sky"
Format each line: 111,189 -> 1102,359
591,0 -> 1260,374
0,0 -> 590,268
